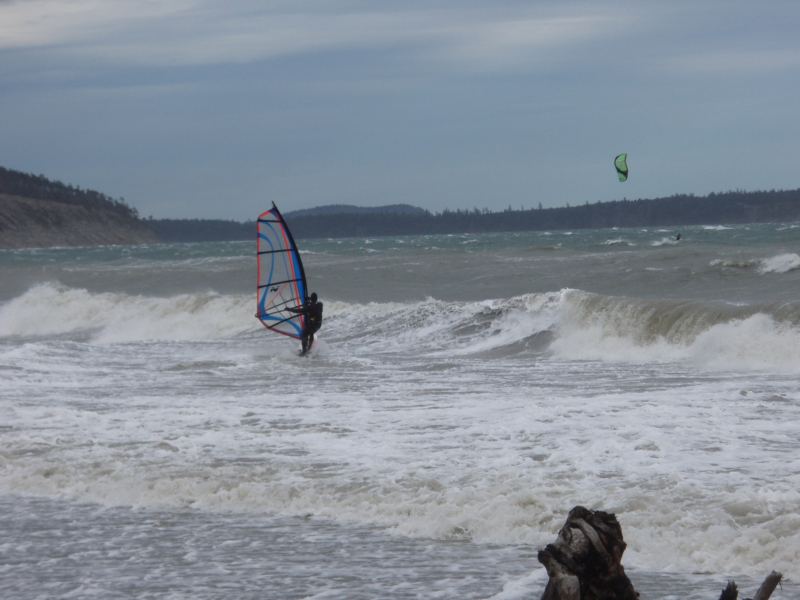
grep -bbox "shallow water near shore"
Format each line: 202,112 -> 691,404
0,496 -> 776,600
1,223 -> 799,598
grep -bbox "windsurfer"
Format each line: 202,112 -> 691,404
288,292 -> 323,354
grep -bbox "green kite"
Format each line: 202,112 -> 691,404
614,153 -> 628,182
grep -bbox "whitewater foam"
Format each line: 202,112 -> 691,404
0,282 -> 251,342
3,284 -> 799,373
3,364 -> 799,578
651,237 -> 678,247
550,290 -> 800,373
4,228 -> 800,598
330,290 -> 800,373
710,258 -> 757,269
758,252 -> 800,274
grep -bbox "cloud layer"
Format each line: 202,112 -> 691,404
2,1 -> 632,70
2,1 -> 800,218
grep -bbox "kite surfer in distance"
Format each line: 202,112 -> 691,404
288,292 -> 323,355
675,233 -> 682,241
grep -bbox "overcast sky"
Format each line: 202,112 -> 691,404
1,0 -> 799,219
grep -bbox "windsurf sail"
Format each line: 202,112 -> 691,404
614,153 -> 629,182
256,203 -> 308,339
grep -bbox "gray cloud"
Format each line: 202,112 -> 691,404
2,1 -> 632,70
2,1 -> 800,218
667,49 -> 800,74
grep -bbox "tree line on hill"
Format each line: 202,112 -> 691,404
0,166 -> 139,221
149,188 -> 800,242
3,165 -> 800,244
284,189 -> 800,239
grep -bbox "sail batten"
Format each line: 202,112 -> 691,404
256,203 -> 308,340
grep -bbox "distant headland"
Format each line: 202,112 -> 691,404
2,165 -> 800,249
0,167 -> 155,248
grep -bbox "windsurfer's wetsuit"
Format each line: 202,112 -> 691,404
289,294 -> 323,354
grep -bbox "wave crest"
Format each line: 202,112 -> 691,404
552,290 -> 800,372
0,282 -> 251,343
758,253 -> 800,274
2,284 -> 799,372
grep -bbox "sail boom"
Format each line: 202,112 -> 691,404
257,248 -> 295,256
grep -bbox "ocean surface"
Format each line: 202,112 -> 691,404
1,223 -> 799,599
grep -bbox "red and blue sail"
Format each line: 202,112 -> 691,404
256,203 -> 308,339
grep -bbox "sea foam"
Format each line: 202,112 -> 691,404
758,252 -> 800,274
0,282 -> 251,342
3,284 -> 799,373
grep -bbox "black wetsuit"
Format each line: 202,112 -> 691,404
290,299 -> 323,354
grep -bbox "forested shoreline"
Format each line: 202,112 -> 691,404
0,167 -> 155,248
155,189 -> 800,242
288,189 -> 800,239
2,165 -> 800,247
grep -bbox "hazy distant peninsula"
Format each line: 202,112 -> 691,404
3,164 -> 800,248
0,167 -> 156,249
157,189 -> 800,242
286,190 -> 800,239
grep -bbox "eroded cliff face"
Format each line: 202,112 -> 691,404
0,194 -> 157,248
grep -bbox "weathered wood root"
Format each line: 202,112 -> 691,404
718,570 -> 782,600
752,571 -> 783,600
539,507 -> 784,600
538,506 -> 638,600
719,581 -> 738,600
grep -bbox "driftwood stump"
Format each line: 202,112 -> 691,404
720,571 -> 783,600
538,506 -> 638,600
537,506 -> 783,600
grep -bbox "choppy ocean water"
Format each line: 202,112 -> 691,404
1,223 -> 799,598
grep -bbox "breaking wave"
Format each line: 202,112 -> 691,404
710,253 -> 800,275
603,238 -> 635,247
327,290 -> 800,372
758,252 -> 800,274
2,283 -> 799,372
710,258 -> 757,269
3,284 -> 800,579
651,237 -> 679,247
550,290 -> 800,373
0,282 -> 252,343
